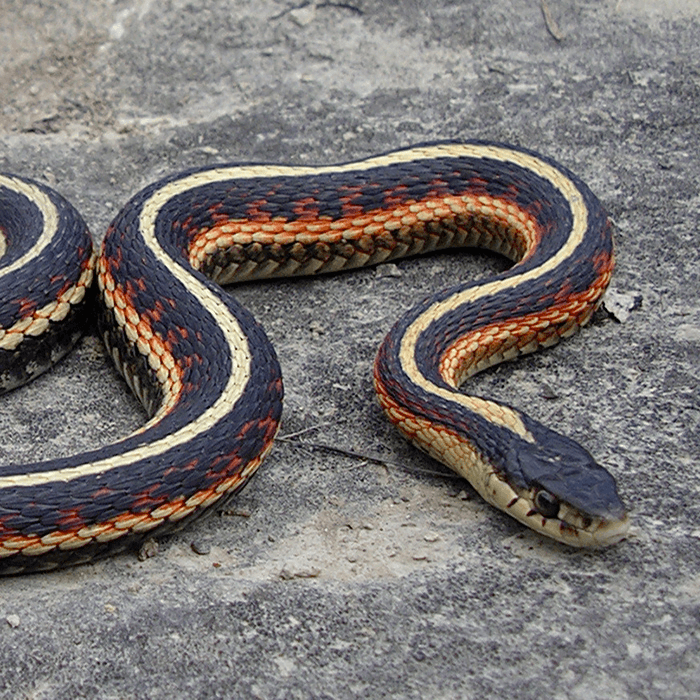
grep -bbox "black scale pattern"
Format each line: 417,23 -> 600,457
0,143 -> 623,572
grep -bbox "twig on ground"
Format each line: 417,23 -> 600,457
279,437 -> 462,479
541,0 -> 565,42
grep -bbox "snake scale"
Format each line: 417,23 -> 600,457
0,142 -> 628,574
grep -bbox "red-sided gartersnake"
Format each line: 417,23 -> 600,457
0,142 -> 628,574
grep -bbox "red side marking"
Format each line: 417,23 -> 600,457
427,178 -> 451,197
131,483 -> 169,511
212,415 -> 280,480
91,487 -> 115,499
17,297 -> 38,317
591,246 -> 615,274
467,176 -> 490,193
292,197 -> 321,220
47,274 -> 72,297
338,184 -> 367,217
77,244 -> 91,263
382,184 -> 410,207
207,452 -> 243,478
0,517 -> 19,537
339,201 -> 365,218
143,299 -> 165,324
262,412 -> 279,442
553,279 -> 575,303
124,278 -> 147,300
208,201 -> 229,224
106,246 -> 124,273
181,354 -> 196,369
163,458 -> 198,479
55,509 -> 87,532
245,199 -> 274,222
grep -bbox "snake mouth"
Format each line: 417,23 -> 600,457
553,499 -> 630,547
587,513 -> 630,547
477,467 -> 629,547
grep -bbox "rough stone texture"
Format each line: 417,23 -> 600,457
0,1 -> 698,698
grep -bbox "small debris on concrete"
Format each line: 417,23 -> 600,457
376,264 -> 402,279
191,540 -> 211,556
138,538 -> 159,561
604,289 -> 643,323
279,566 -> 321,580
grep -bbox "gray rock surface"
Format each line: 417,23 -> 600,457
0,0 -> 698,698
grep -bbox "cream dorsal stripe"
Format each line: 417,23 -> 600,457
0,174 -> 256,488
0,142 -> 627,565
0,175 -> 59,280
0,142 -> 577,487
393,146 -> 588,440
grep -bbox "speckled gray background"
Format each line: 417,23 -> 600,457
0,1 -> 698,698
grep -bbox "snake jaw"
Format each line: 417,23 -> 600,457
555,500 -> 630,546
480,468 -> 628,547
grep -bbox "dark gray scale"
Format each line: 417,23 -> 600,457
0,176 -> 93,394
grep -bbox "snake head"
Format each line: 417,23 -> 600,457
501,427 -> 629,546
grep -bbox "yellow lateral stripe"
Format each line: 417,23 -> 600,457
0,143 -> 575,487
397,148 -> 588,439
0,176 -> 58,281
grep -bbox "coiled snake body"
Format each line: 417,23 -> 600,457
0,142 -> 628,574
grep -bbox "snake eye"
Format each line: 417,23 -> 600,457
534,489 -> 560,519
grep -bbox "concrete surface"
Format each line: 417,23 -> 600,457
0,0 -> 699,698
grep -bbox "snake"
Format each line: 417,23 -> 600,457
0,142 -> 628,574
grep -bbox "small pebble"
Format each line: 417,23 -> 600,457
539,383 -> 559,400
289,5 -> 316,26
309,320 -> 325,335
191,541 -> 211,556
604,289 -> 643,323
6,615 -> 20,629
279,566 -> 321,580
376,264 -> 402,279
138,538 -> 159,561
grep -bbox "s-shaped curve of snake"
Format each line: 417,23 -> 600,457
0,142 -> 628,574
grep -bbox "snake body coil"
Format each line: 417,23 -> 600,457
0,142 -> 628,574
